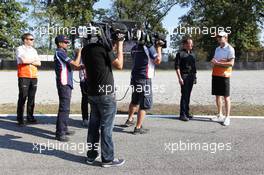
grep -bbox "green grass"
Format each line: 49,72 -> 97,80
1,103 -> 264,116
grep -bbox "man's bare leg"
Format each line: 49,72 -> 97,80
136,109 -> 146,129
222,96 -> 231,126
224,96 -> 231,117
216,96 -> 223,116
127,103 -> 138,121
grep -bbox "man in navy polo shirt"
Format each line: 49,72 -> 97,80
54,35 -> 82,142
124,38 -> 162,134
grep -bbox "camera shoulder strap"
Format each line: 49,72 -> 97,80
143,45 -> 150,60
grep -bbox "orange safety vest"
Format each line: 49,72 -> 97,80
17,64 -> 38,78
212,65 -> 232,78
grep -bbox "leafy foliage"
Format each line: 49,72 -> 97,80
171,0 -> 264,61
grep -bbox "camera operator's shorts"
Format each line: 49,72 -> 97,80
130,79 -> 153,110
212,76 -> 230,97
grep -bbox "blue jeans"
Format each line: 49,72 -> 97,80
87,93 -> 117,163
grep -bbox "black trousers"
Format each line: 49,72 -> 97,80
180,74 -> 194,117
56,83 -> 72,136
17,78 -> 38,122
80,82 -> 89,120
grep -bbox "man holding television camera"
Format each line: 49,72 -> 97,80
124,31 -> 163,135
81,26 -> 125,167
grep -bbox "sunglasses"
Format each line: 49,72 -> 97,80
62,41 -> 70,45
26,38 -> 34,41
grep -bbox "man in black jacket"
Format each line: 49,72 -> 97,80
175,38 -> 197,121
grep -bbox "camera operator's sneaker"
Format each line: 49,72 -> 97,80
124,118 -> 135,127
211,114 -> 224,122
102,158 -> 125,168
133,127 -> 149,135
223,117 -> 230,126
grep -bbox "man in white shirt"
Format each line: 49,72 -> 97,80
16,33 -> 41,126
211,31 -> 235,126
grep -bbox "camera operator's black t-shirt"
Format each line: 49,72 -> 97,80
81,43 -> 116,96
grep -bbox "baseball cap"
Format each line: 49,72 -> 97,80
55,35 -> 70,44
217,31 -> 228,37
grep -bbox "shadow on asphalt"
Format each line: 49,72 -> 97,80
0,117 -> 55,140
0,117 -> 103,167
0,115 -> 136,135
0,115 -> 223,167
0,115 -> 86,129
0,134 -> 89,165
113,124 -> 134,134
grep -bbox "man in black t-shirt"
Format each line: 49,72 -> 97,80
81,39 -> 125,168
82,43 -> 116,96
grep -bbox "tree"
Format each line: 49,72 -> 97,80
171,0 -> 264,61
0,0 -> 28,48
111,0 -> 178,33
35,0 -> 98,49
23,0 -> 98,51
47,0 -> 99,27
22,0 -> 62,50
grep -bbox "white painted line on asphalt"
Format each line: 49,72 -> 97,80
0,114 -> 264,119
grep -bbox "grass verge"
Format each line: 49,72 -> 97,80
0,103 -> 264,116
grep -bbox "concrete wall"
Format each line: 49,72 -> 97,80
0,59 -> 54,70
0,58 -> 264,70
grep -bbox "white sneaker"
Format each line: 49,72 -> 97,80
82,119 -> 89,127
223,117 -> 230,126
211,114 -> 224,122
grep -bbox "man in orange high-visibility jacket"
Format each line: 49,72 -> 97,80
210,31 -> 235,126
16,33 -> 41,126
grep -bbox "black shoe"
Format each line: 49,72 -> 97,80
133,127 -> 149,135
187,115 -> 193,119
26,118 -> 37,124
86,151 -> 100,164
66,130 -> 75,136
55,135 -> 69,142
124,119 -> 135,127
17,121 -> 25,127
179,116 -> 189,121
102,158 -> 125,168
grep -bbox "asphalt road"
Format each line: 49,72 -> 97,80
0,115 -> 264,175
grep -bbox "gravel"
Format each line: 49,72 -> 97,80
0,70 -> 263,105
